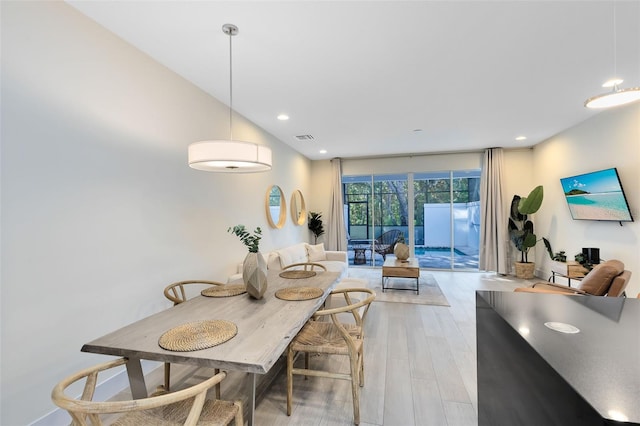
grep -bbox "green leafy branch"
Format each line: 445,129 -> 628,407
228,225 -> 262,253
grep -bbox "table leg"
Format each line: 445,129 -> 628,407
246,372 -> 257,426
416,277 -> 419,295
125,357 -> 147,399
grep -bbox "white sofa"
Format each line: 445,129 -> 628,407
228,242 -> 348,283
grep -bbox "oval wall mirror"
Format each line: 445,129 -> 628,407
290,190 -> 307,226
265,185 -> 286,229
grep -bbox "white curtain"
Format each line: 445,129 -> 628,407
326,158 -> 347,251
479,148 -> 508,274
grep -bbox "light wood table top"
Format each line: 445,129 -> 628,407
82,270 -> 341,375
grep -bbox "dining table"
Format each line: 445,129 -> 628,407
81,269 -> 341,426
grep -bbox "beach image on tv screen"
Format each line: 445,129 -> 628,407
560,168 -> 633,221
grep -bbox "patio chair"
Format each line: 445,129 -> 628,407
374,229 -> 403,261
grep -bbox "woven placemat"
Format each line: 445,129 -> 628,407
279,270 -> 317,279
158,320 -> 237,352
275,286 -> 324,301
201,284 -> 247,298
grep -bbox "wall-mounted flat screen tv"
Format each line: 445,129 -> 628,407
560,167 -> 634,222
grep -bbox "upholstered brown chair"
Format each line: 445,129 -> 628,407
52,358 -> 243,426
515,260 -> 631,297
374,229 -> 403,261
163,280 -> 226,393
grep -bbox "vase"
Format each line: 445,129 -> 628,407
394,243 -> 410,261
243,251 -> 268,299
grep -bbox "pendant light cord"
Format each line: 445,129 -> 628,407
613,0 -> 617,83
229,28 -> 234,141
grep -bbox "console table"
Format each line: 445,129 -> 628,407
477,291 -> 639,425
549,260 -> 588,287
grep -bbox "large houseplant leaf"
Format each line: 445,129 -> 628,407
518,186 -> 543,215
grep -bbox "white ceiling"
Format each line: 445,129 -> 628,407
67,1 -> 640,160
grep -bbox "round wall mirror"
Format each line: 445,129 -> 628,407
290,190 -> 307,226
265,185 -> 286,228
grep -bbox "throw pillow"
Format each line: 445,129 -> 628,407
306,243 -> 327,262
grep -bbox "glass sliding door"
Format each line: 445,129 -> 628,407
413,170 -> 480,269
343,174 -> 408,266
451,170 -> 481,270
343,176 -> 373,266
344,169 -> 479,270
373,174 -> 408,266
414,172 -> 453,268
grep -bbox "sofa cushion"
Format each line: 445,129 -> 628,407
276,243 -> 308,268
306,243 -> 327,262
579,260 -> 624,295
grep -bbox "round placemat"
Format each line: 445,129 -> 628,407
158,320 -> 237,352
201,284 -> 247,298
275,286 -> 324,301
279,270 -> 317,279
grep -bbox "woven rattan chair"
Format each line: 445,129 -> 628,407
163,280 -> 226,393
374,229 -> 402,261
51,358 -> 243,426
286,288 -> 376,425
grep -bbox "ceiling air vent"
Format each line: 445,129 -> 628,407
294,134 -> 315,141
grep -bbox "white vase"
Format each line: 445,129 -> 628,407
243,252 -> 268,299
394,243 -> 410,261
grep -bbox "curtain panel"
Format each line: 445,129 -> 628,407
326,158 -> 347,251
479,148 -> 508,274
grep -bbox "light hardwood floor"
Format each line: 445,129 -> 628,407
109,270 -> 525,426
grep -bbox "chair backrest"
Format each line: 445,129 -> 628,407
314,288 -> 376,337
576,260 -> 626,296
281,262 -> 327,272
51,358 -> 227,425
375,229 -> 402,246
164,280 -> 225,305
607,270 -> 631,297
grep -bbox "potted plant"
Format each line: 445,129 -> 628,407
508,185 -> 544,279
308,212 -> 325,244
228,225 -> 267,299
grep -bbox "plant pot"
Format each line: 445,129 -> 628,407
243,252 -> 268,299
515,262 -> 535,279
394,243 -> 410,261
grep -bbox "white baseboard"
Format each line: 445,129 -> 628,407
31,360 -> 162,426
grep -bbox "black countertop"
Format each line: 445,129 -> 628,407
477,291 -> 640,425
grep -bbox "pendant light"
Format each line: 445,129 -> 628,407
188,24 -> 272,172
584,1 -> 640,108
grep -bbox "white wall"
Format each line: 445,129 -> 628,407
0,2 -> 311,424
532,103 -> 640,296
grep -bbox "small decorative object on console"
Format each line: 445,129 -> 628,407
393,233 -> 410,261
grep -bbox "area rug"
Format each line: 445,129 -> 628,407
346,268 -> 450,306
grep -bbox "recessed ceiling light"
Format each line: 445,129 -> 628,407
515,136 -> 527,141
319,149 -> 327,154
277,114 -> 289,121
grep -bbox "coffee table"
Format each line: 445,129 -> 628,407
382,258 -> 420,294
